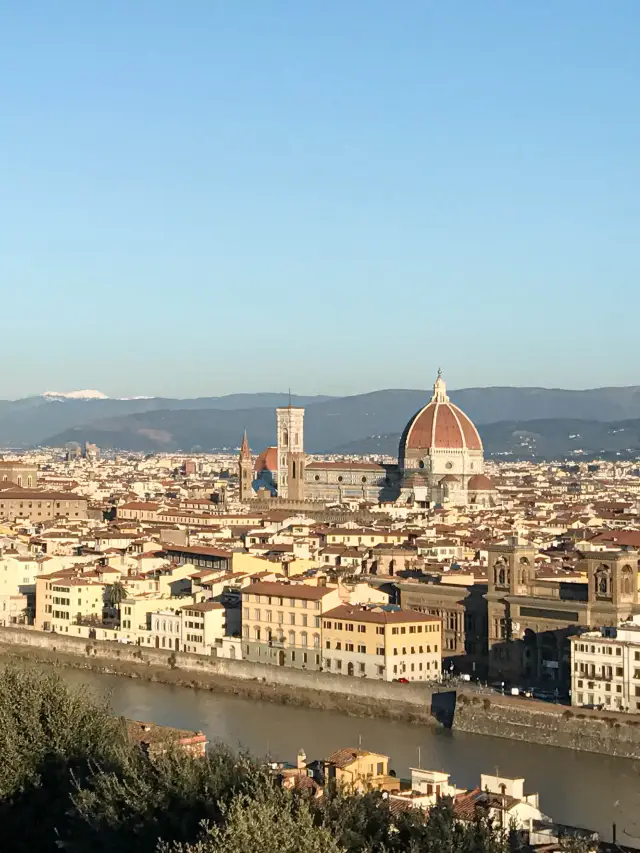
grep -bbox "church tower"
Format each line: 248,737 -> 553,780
238,431 -> 253,503
276,405 -> 305,500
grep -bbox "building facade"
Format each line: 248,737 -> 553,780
485,541 -> 640,687
0,461 -> 38,488
570,620 -> 640,713
322,604 -> 441,682
0,491 -> 87,522
241,580 -> 341,670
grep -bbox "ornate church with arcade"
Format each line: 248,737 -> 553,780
239,371 -> 496,508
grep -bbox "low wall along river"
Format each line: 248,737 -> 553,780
3,626 -> 640,759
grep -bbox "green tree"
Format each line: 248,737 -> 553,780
159,788 -> 344,853
66,743 -> 266,853
105,580 -> 129,610
0,663 -> 129,852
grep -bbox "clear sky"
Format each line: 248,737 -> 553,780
1,1 -> 639,399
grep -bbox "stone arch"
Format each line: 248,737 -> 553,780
493,557 -> 508,587
519,556 -> 531,587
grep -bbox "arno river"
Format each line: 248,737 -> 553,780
60,669 -> 639,848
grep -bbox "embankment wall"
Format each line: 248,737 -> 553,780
2,627 -> 640,758
452,692 -> 640,759
0,627 -> 440,724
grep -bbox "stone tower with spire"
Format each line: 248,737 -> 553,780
238,431 -> 253,503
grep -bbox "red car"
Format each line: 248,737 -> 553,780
397,677 -> 409,684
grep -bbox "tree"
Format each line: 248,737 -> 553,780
105,581 -> 129,610
159,788 -> 344,853
0,663 -> 129,852
66,743 -> 267,853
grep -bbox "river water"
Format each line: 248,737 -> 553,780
59,669 -> 639,848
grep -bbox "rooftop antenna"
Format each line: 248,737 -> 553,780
288,388 -> 292,407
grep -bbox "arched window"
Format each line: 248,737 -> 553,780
622,566 -> 634,596
300,631 -> 308,647
596,566 -> 611,596
313,633 -> 320,649
282,430 -> 289,447
288,630 -> 296,646
498,568 -> 506,586
292,461 -> 296,479
242,626 -> 249,639
254,626 -> 261,641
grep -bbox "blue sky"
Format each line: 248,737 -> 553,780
1,1 -> 639,399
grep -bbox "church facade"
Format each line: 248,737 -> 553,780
241,372 -> 496,508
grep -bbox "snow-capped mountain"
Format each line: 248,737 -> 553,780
42,390 -> 109,400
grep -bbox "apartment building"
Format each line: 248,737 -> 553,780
241,580 -> 342,670
570,619 -> 640,712
322,604 -> 442,682
36,575 -> 106,632
142,601 -> 226,654
0,491 -> 88,522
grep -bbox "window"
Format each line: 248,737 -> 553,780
376,646 -> 384,656
289,613 -> 295,625
335,659 -> 342,670
335,641 -> 342,650
288,631 -> 295,646
313,634 -> 320,649
301,632 -> 308,647
358,644 -> 367,654
324,621 -> 332,629
358,625 -> 366,633
359,663 -> 365,673
346,623 -> 354,632
376,627 -> 384,635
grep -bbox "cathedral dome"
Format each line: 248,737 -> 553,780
254,446 -> 277,474
399,372 -> 482,458
467,474 -> 494,490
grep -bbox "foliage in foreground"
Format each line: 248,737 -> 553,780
0,663 -> 581,853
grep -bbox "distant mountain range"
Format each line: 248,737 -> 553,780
2,386 -> 640,459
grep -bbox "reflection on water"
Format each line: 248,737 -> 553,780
61,668 -> 640,848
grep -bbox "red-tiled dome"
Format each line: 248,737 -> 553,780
467,474 -> 494,490
400,373 -> 482,454
254,446 -> 277,474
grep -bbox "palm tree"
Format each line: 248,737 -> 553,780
104,581 -> 129,610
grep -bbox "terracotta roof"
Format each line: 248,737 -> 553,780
306,461 -> 386,471
324,604 -> 441,625
326,747 -> 386,769
467,474 -> 495,491
255,447 -> 277,474
244,581 -> 336,601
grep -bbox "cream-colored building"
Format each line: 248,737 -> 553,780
322,604 -> 441,682
570,619 -> 640,713
143,601 -> 226,654
324,748 -> 392,792
37,575 -> 106,632
241,580 -> 342,670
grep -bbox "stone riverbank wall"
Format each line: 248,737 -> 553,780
452,692 -> 640,758
2,627 -> 640,758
